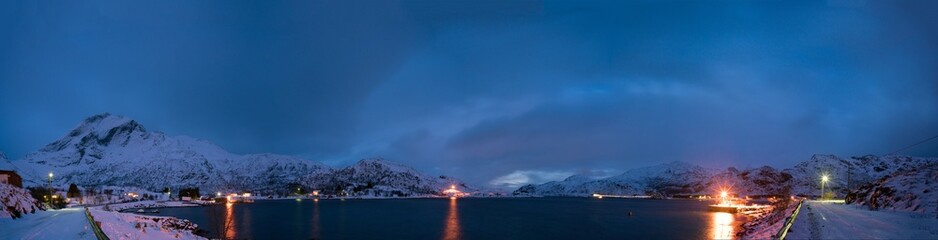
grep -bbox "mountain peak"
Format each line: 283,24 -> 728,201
563,174 -> 591,182
352,158 -> 416,172
40,113 -> 147,152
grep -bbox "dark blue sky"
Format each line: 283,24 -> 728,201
2,0 -> 937,187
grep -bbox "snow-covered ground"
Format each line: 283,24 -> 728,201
81,200 -> 206,239
786,201 -> 938,239
0,208 -> 96,239
94,200 -> 201,212
739,199 -> 799,239
89,209 -> 204,240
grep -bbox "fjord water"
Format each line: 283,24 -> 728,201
149,198 -> 738,239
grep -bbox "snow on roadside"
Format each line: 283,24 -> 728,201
738,199 -> 798,239
89,208 -> 205,240
93,200 -> 201,212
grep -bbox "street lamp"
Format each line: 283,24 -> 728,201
821,174 -> 829,200
48,172 -> 54,205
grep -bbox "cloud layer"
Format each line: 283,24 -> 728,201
2,0 -> 937,187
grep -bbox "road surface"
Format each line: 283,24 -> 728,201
786,201 -> 938,239
0,208 -> 96,240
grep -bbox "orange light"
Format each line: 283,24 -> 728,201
450,196 -> 456,200
720,191 -> 728,198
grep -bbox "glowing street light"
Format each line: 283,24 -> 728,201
47,172 -> 54,205
820,174 -> 829,200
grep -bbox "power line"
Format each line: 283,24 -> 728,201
886,133 -> 938,156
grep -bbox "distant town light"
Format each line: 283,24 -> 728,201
720,191 -> 728,198
821,175 -> 829,182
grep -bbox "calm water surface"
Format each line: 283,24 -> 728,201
145,198 -> 740,240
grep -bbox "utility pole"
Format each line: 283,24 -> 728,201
847,165 -> 851,190
47,172 -> 54,205
821,174 -> 829,200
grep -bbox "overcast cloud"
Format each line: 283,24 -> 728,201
2,0 -> 937,188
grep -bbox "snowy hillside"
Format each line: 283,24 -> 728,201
514,161 -> 716,197
10,113 -> 471,196
299,158 -> 474,197
846,161 -> 938,213
710,166 -> 793,196
514,155 -> 936,199
783,154 -> 936,197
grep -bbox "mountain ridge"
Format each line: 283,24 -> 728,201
514,154 -> 937,200
10,113 -> 474,196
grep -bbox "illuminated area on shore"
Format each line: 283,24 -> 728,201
443,185 -> 467,199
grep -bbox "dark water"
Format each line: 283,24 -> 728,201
145,198 -> 740,240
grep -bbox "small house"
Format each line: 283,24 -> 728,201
0,170 -> 23,188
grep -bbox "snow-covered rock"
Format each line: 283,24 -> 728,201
846,161 -> 938,214
0,182 -> 40,219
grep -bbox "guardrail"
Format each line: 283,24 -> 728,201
775,199 -> 804,240
84,207 -> 111,240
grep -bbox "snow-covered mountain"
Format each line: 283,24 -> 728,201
299,158 -> 474,197
514,154 -> 937,199
10,113 -> 471,196
514,161 -> 716,197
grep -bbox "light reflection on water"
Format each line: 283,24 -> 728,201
711,212 -> 734,240
312,200 -> 321,239
442,198 -> 461,240
225,203 -> 236,239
